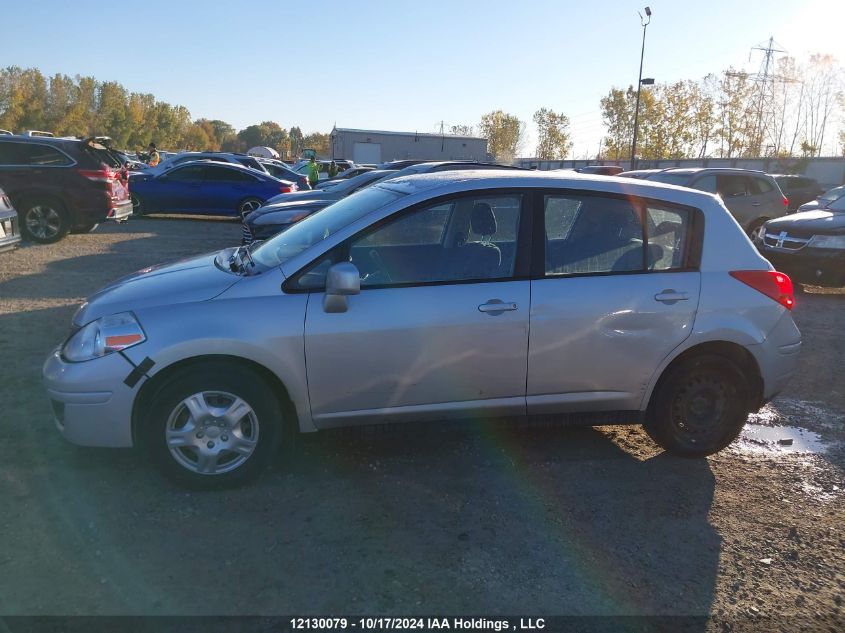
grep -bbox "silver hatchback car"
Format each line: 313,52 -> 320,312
43,171 -> 801,487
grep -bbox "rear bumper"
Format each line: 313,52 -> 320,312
750,310 -> 802,403
0,210 -> 21,252
107,199 -> 133,221
761,246 -> 845,286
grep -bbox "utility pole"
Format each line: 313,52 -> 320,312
630,7 -> 652,170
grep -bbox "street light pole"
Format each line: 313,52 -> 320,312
630,6 -> 652,170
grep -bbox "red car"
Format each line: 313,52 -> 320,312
0,135 -> 133,243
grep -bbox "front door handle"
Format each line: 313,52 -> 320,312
752,202 -> 761,207
478,300 -> 518,314
654,290 -> 689,304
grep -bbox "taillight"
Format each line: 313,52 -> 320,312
730,270 -> 794,310
279,185 -> 294,193
78,168 -> 113,182
782,196 -> 789,207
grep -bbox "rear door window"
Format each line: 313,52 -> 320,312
165,165 -> 204,182
544,194 -> 644,275
17,144 -> 73,166
717,175 -> 750,198
752,177 -> 773,194
204,165 -> 257,182
693,174 -> 718,194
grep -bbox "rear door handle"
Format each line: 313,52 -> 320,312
478,300 -> 518,314
752,202 -> 761,207
654,290 -> 689,304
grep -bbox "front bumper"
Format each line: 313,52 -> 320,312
760,245 -> 845,286
42,348 -> 141,447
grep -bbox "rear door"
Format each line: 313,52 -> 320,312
528,191 -> 702,413
201,165 -> 262,215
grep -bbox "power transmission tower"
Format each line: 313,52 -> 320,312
726,37 -> 789,156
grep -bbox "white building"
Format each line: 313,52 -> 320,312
330,127 -> 489,164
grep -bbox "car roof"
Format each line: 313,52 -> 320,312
659,167 -> 768,176
376,169 -> 723,205
163,159 -> 269,174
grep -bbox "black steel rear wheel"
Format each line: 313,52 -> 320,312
645,354 -> 750,456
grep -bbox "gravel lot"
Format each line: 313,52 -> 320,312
0,218 -> 843,628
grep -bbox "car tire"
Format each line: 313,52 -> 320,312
238,197 -> 264,218
19,197 -> 70,244
71,223 -> 99,234
140,363 -> 288,489
131,193 -> 145,217
644,354 -> 750,457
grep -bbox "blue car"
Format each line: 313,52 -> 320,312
129,161 -> 298,217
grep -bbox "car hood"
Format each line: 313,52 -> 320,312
250,202 -> 332,226
247,199 -> 333,222
766,209 -> 845,234
797,200 -> 826,212
265,189 -> 342,205
72,248 -> 241,325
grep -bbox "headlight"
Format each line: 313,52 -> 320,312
808,234 -> 845,250
63,312 -> 146,362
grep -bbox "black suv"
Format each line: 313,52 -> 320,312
0,136 -> 133,243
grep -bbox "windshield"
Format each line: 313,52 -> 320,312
645,172 -> 694,186
827,195 -> 845,211
251,185 -> 405,269
820,186 -> 845,203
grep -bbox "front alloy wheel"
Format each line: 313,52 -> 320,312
143,364 -> 285,488
166,391 -> 259,475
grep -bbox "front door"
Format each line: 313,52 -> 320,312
302,192 -> 530,426
528,191 -> 701,413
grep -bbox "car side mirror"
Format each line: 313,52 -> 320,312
323,262 -> 361,313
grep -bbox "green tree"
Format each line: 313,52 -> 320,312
303,132 -> 331,157
180,123 -> 211,151
600,87 -> 635,160
288,126 -> 304,158
533,108 -> 573,159
97,81 -> 129,146
478,110 -> 525,162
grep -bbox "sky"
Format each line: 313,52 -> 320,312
2,0 -> 844,157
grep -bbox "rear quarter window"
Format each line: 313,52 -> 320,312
753,177 -> 774,194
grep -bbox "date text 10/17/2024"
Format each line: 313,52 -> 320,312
290,618 -> 546,631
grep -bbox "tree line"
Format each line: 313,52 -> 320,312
0,67 -> 331,157
598,54 -> 844,161
1,54 -> 842,164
